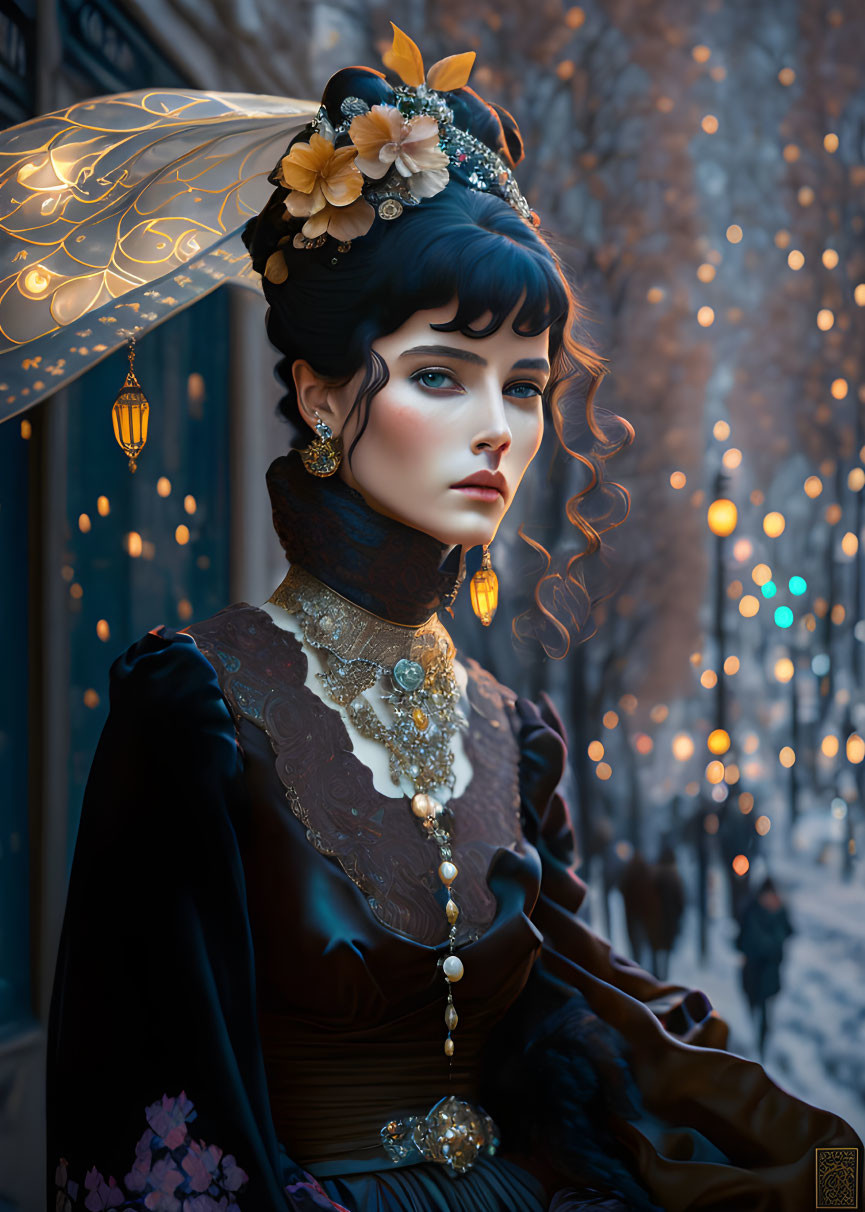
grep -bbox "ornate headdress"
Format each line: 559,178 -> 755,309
0,24 -> 538,421
254,24 -> 538,284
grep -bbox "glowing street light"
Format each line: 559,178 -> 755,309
707,498 -> 738,536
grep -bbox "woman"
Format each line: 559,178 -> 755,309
47,30 -> 862,1212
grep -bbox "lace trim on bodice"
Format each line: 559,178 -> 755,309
185,603 -> 523,946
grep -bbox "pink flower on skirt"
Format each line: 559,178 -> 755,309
181,1139 -> 223,1193
82,1167 -> 124,1210
145,1091 -> 196,1149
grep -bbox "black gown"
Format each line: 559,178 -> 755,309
47,454 -> 864,1211
46,605 -> 863,1212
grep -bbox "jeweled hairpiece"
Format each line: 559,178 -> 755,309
262,23 -> 537,280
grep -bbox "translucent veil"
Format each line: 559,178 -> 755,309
0,88 -> 317,423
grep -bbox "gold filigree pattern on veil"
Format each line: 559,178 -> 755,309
0,88 -> 316,421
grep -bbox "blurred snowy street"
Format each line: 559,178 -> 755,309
588,842 -> 865,1143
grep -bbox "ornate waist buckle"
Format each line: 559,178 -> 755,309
380,1095 -> 500,1177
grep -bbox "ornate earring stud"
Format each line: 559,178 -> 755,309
300,412 -> 343,477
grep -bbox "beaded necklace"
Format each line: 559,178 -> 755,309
268,564 -> 469,1061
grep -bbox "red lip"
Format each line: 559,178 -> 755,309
450,471 -> 507,496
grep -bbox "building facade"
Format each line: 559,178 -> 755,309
0,3 -> 299,1206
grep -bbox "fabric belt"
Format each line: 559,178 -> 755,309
259,1011 -> 489,1170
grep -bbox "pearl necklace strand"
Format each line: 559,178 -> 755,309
268,566 -> 468,1061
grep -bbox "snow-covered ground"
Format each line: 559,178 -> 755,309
586,844 -> 865,1143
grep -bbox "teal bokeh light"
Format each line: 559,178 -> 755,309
775,606 -> 794,628
789,576 -> 807,596
761,580 -> 777,598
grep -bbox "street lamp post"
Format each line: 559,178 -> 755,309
704,472 -> 738,955
790,650 -> 800,842
710,470 -> 732,744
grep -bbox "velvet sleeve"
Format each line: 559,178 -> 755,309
46,626 -> 350,1212
480,693 -> 864,1212
516,693 -> 728,1048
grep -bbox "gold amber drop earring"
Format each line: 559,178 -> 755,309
469,545 -> 498,626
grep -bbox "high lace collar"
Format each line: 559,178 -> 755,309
266,450 -> 465,626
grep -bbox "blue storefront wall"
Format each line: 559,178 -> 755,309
63,293 -> 231,867
0,417 -> 32,1032
0,0 -> 36,1037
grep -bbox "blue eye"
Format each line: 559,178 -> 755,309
506,382 -> 544,398
413,369 -> 458,390
410,369 -> 544,398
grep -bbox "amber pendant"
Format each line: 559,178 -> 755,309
469,546 -> 498,626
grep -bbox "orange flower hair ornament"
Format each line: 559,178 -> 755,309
263,23 -> 537,280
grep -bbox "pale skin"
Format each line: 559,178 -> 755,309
262,297 -> 551,801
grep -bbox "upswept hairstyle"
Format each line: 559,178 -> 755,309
243,66 -> 632,658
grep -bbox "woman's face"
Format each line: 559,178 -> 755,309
295,299 -> 550,550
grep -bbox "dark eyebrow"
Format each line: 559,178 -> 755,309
399,344 -> 486,365
399,345 -> 550,375
512,358 -> 551,374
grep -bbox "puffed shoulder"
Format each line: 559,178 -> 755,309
50,622 -> 311,1212
512,693 -> 586,917
108,624 -> 234,733
461,660 -> 578,876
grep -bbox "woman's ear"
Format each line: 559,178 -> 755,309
292,359 -> 342,434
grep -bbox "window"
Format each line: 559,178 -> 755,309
64,294 -> 231,862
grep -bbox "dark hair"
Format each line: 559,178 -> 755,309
243,66 -> 632,657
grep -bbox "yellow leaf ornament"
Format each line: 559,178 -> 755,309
382,22 -> 475,92
426,52 -> 476,92
383,23 -> 425,88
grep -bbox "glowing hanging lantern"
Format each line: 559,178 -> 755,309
112,340 -> 150,472
469,546 -> 498,626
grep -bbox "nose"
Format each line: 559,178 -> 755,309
470,382 -> 512,458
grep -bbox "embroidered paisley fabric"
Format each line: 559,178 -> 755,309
46,620 -> 865,1212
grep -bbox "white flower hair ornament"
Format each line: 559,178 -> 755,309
261,23 -> 538,284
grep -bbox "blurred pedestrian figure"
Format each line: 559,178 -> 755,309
683,799 -> 711,962
734,876 -> 794,1059
590,816 -> 619,940
618,849 -> 662,971
646,844 -> 686,980
717,788 -> 753,923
